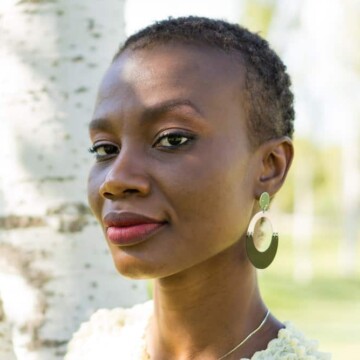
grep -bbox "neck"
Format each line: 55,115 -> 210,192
147,242 -> 268,360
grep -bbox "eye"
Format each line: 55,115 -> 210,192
89,143 -> 119,160
154,132 -> 195,149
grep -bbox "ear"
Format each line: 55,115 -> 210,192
254,137 -> 294,198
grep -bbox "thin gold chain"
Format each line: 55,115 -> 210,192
217,310 -> 270,360
141,310 -> 270,360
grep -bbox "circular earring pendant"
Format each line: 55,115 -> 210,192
246,193 -> 278,269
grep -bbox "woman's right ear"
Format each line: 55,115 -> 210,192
254,137 -> 294,198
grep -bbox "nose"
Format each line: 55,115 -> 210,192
99,147 -> 151,200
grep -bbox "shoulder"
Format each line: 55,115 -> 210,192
249,322 -> 331,360
64,300 -> 153,360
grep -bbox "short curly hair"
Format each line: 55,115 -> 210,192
114,16 -> 295,148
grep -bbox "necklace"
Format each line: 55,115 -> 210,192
217,310 -> 270,360
141,309 -> 270,360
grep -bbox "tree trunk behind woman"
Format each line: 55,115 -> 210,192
0,1 -> 147,359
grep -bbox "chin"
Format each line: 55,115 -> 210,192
111,252 -> 168,280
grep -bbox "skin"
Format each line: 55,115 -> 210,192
88,43 -> 293,359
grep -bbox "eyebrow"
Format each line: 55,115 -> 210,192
89,98 -> 203,131
89,117 -> 113,132
141,99 -> 203,121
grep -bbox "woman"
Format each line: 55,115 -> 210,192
65,17 -> 330,359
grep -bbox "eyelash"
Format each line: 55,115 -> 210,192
88,143 -> 119,160
89,131 -> 196,160
154,131 -> 196,149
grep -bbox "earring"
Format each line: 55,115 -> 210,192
246,192 -> 278,269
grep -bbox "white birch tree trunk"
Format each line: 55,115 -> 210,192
0,1 -> 148,359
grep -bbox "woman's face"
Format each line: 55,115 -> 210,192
88,44 -> 260,279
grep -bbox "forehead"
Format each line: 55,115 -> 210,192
93,44 -> 248,138
98,44 -> 244,105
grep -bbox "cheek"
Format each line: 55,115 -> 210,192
158,149 -> 253,251
87,165 -> 105,221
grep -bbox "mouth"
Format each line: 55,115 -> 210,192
103,211 -> 167,246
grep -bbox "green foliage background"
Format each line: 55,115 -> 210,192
243,1 -> 359,357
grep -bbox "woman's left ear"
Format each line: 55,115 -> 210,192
255,137 -> 294,196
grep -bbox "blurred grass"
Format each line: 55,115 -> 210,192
259,227 -> 360,359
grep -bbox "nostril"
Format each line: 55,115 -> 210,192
102,188 -> 140,199
100,172 -> 151,198
103,192 -> 114,199
123,189 -> 139,194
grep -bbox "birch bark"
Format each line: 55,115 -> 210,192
0,1 -> 148,359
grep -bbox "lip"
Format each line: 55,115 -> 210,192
103,211 -> 167,246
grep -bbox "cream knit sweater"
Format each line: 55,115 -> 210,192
65,301 -> 331,360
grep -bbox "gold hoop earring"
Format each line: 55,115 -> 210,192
246,192 -> 278,269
